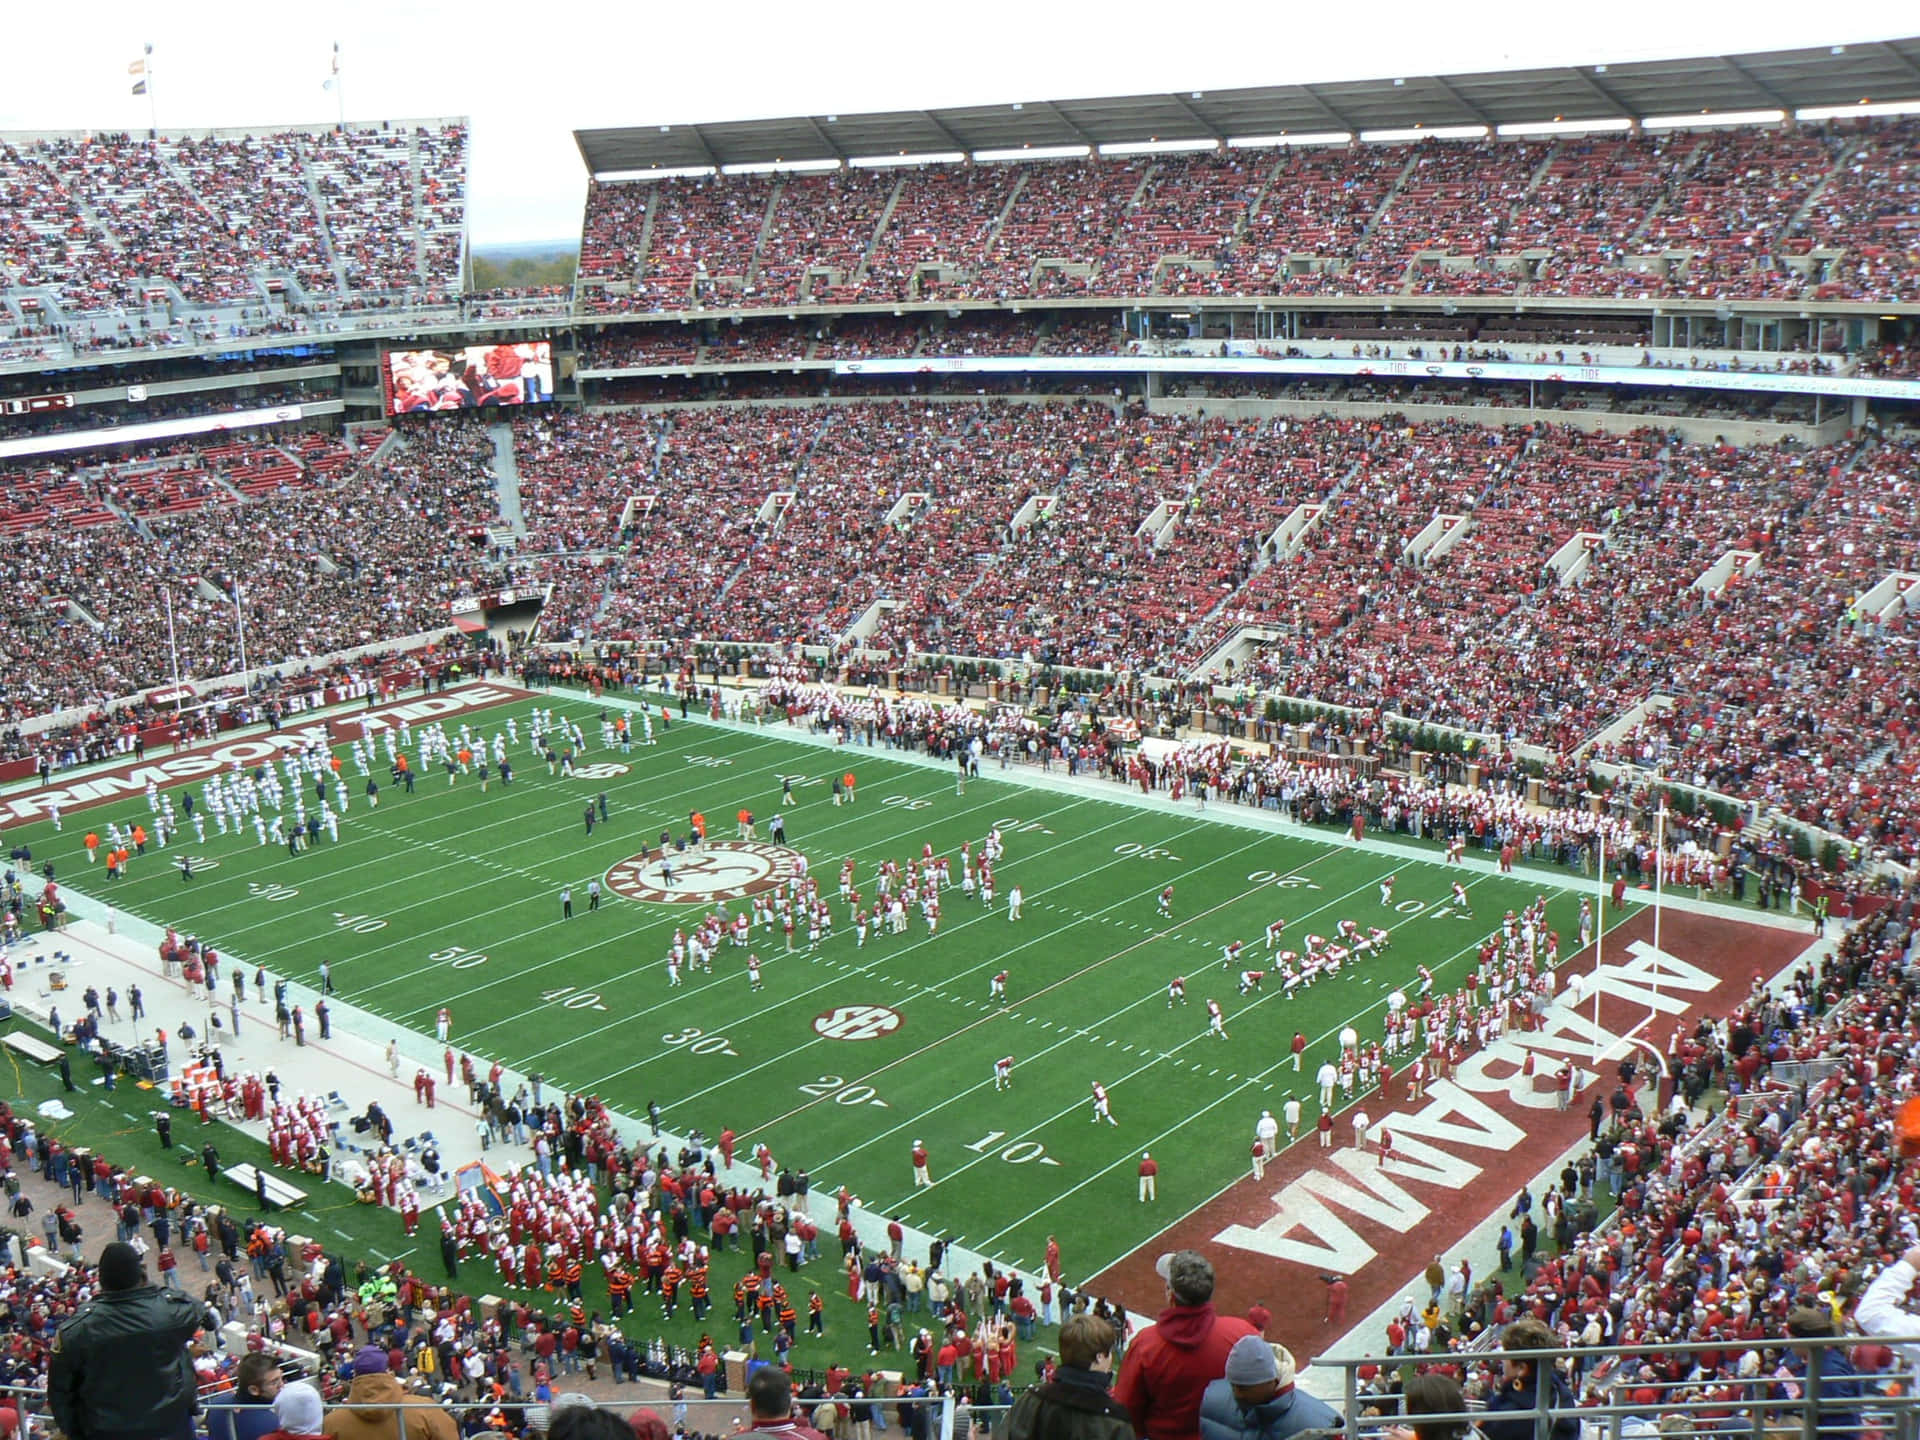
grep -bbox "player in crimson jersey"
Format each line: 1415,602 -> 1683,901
993,1056 -> 1014,1090
989,969 -> 1008,1000
1090,1081 -> 1117,1125
1167,976 -> 1188,1007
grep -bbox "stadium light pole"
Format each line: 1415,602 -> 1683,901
161,581 -> 184,713
234,580 -> 250,694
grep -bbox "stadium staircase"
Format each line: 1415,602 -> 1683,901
741,181 -> 788,296
408,129 -> 427,283
846,176 -> 908,291
1182,420 -> 1380,677
302,166 -> 352,295
966,173 -> 1031,295
487,420 -> 528,545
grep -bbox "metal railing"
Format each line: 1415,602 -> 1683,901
1313,1336 -> 1920,1440
12,1381 -> 1006,1440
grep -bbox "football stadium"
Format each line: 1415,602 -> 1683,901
2,21 -> 1920,1440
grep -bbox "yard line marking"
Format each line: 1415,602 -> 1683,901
496,796 -> 1133,1061
828,870 -> 1505,1216
643,822 -> 1303,1113
779,852 -> 1409,1190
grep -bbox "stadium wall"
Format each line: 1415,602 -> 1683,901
1146,395 -> 1854,447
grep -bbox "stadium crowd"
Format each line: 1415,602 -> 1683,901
1348,881 -> 1920,1437
0,415 -> 500,721
573,119 -> 1920,313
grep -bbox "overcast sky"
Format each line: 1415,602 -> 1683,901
2,2 -> 1915,246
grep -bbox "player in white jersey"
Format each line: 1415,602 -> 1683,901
747,954 -> 763,992
1090,1082 -> 1117,1125
666,953 -> 683,986
993,1056 -> 1014,1090
1206,998 -> 1230,1039
1007,885 -> 1023,921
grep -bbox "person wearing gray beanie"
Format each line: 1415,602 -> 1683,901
1198,1337 -> 1342,1440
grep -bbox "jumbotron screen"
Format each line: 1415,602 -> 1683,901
383,341 -> 554,415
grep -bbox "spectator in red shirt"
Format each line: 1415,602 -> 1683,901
1113,1251 -> 1258,1440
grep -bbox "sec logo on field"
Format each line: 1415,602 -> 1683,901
813,1005 -> 904,1041
604,841 -> 804,905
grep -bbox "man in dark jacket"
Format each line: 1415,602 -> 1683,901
49,1241 -> 214,1440
1481,1319 -> 1579,1440
1782,1305 -> 1865,1438
1198,1338 -> 1340,1440
1001,1315 -> 1132,1440
1114,1251 -> 1257,1440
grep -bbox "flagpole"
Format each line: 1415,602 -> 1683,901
1652,804 -> 1667,1014
145,43 -> 157,134
332,42 -> 345,131
1591,830 -> 1606,1067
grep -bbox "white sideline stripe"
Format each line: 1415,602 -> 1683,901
839,864 -> 1487,1216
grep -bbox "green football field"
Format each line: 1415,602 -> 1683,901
14,689 -> 1625,1295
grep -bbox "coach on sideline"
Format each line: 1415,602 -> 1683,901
1114,1251 -> 1257,1440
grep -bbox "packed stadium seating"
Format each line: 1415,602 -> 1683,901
0,416 -> 496,720
0,121 -> 469,333
494,396 -> 1919,863
572,118 -> 1920,311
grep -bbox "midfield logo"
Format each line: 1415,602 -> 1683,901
603,841 -> 805,904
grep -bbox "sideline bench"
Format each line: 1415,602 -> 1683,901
2,1032 -> 63,1065
224,1163 -> 309,1210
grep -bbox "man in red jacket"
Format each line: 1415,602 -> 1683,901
1113,1251 -> 1256,1440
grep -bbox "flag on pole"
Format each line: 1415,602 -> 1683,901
323,41 -> 339,91
128,59 -> 146,75
132,80 -> 147,95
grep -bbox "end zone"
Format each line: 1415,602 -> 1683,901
0,682 -> 537,826
1083,905 -> 1817,1354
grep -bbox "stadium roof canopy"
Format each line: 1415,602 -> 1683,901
575,36 -> 1920,175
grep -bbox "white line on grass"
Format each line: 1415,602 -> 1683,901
612,823 -> 1304,1111
772,853 -> 1413,1185
1060,873 -> 1602,1277
829,861 -> 1463,1215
